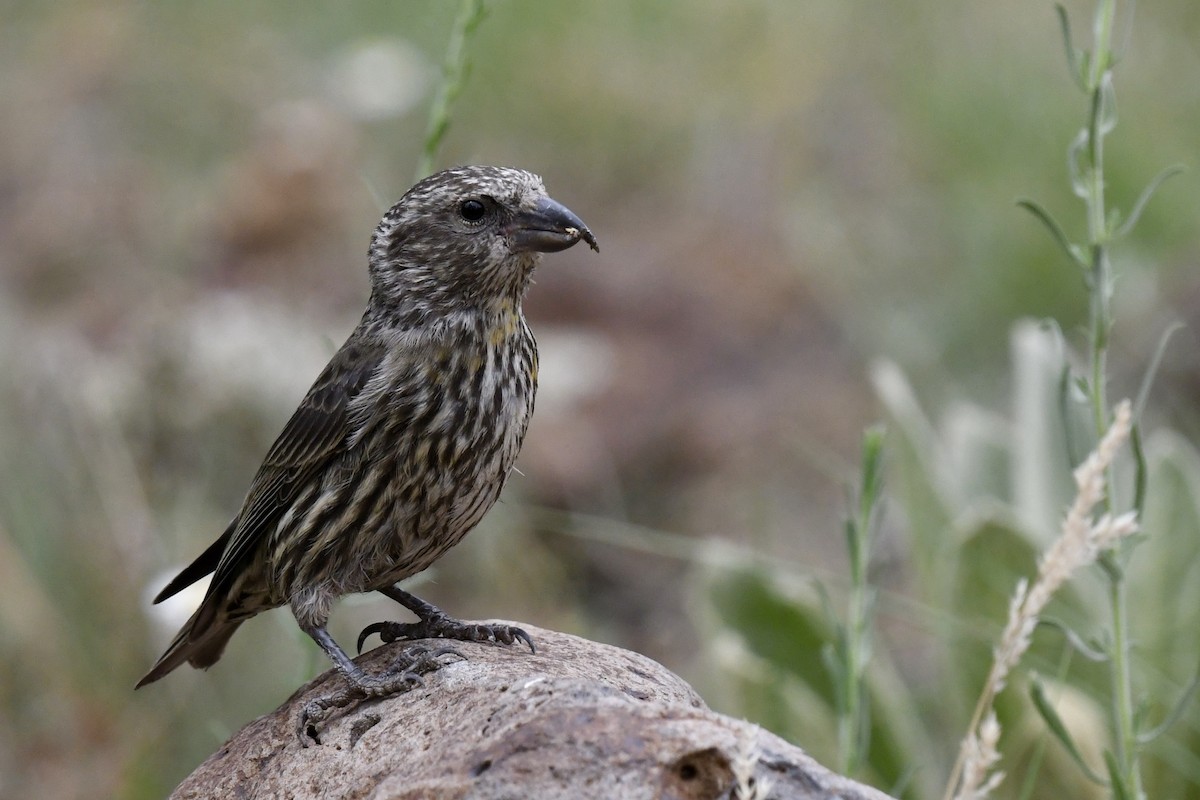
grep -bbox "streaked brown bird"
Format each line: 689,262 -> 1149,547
138,166 -> 597,722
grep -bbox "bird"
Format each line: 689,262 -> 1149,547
137,165 -> 598,722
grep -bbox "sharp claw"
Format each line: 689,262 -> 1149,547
515,629 -> 536,654
432,645 -> 466,662
357,622 -> 386,654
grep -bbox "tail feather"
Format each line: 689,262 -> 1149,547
136,604 -> 242,688
152,520 -> 235,604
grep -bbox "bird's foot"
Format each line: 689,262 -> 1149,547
298,644 -> 463,746
357,612 -> 535,655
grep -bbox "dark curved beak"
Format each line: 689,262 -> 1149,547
506,196 -> 599,254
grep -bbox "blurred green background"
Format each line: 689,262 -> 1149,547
2,1 -> 1198,798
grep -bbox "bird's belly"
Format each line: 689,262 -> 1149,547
361,362 -> 533,587
273,334 -> 535,599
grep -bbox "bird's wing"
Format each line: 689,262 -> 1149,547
202,337 -> 387,604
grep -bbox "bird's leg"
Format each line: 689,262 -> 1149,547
296,623 -> 461,746
356,585 -> 536,655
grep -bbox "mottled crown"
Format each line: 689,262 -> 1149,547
366,166 -> 551,322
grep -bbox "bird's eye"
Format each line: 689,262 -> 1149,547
459,199 -> 486,222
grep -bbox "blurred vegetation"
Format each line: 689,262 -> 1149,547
1,1 -> 1198,798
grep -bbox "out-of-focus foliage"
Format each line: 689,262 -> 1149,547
700,2 -> 1200,795
2,1 -> 1199,798
706,335 -> 1200,800
706,326 -> 1200,798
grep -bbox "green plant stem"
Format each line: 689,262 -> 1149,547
836,427 -> 883,775
415,0 -> 488,181
1109,570 -> 1141,797
839,544 -> 869,775
1087,251 -> 1109,449
1081,1 -> 1143,796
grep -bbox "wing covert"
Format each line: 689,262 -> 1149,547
204,339 -> 387,602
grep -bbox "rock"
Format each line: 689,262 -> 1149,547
171,625 -> 895,800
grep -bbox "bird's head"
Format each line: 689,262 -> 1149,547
366,166 -> 597,322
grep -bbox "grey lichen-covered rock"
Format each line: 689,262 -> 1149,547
170,625 -> 896,800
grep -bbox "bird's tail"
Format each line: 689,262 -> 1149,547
136,601 -> 243,688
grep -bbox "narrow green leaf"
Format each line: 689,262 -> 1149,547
1107,205 -> 1124,235
1037,617 -> 1110,662
1116,164 -> 1186,238
1055,4 -> 1086,89
1096,72 -> 1119,136
1134,322 -> 1185,421
858,425 -> 887,521
1015,736 -> 1051,800
1131,423 -> 1148,519
847,425 -> 885,608
1017,199 -> 1087,266
1137,662 -> 1200,745
1133,696 -> 1152,736
1030,676 -> 1108,784
1111,0 -> 1138,67
1058,365 -> 1085,468
844,516 -> 861,580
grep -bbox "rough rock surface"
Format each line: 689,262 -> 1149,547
171,624 -> 896,799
